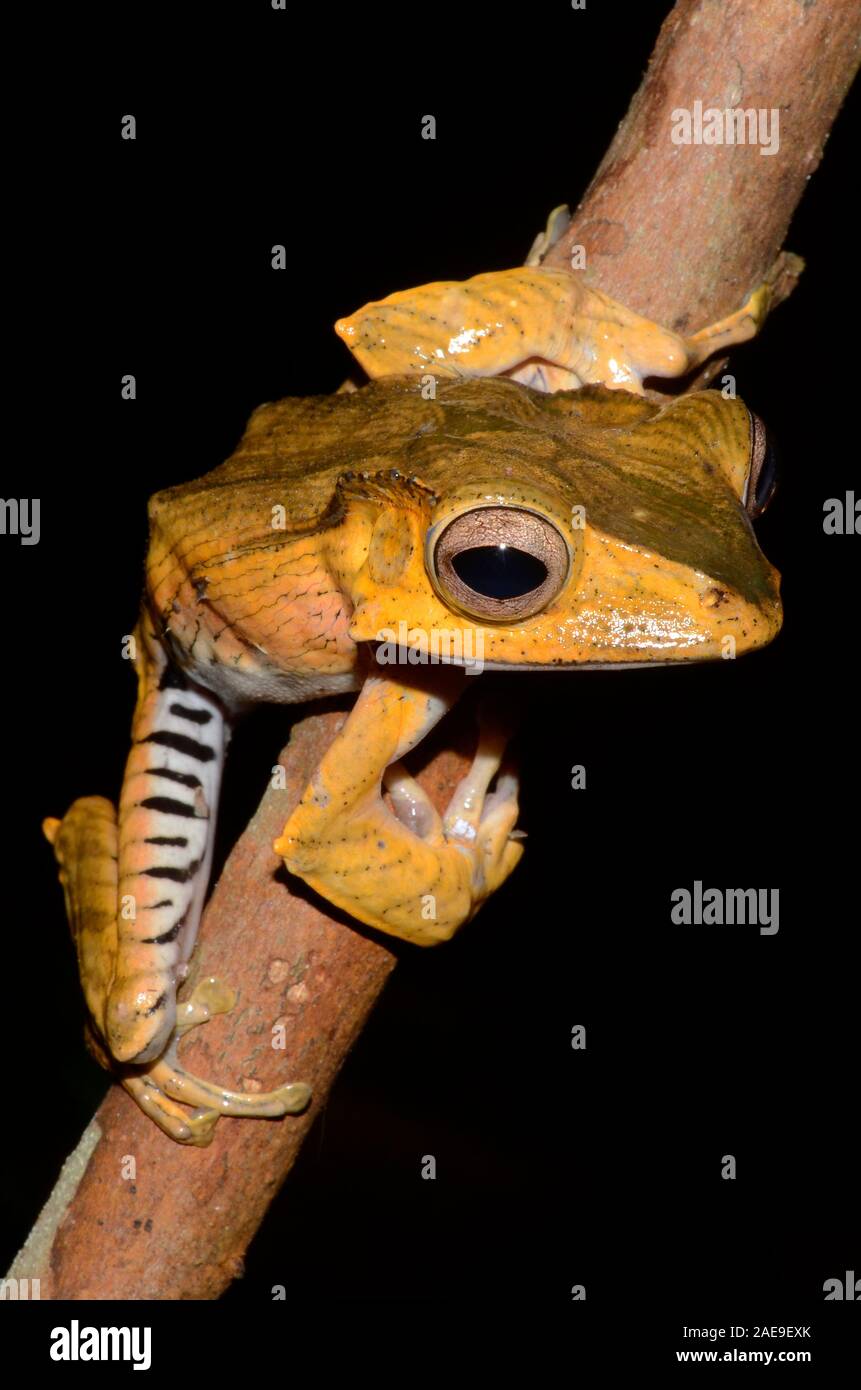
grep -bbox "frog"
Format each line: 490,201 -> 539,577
334,204 -> 775,395
44,219 -> 784,1145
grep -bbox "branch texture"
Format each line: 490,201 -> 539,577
544,0 -> 859,337
12,0 -> 858,1299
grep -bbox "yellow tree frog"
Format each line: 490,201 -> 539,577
45,228 -> 783,1144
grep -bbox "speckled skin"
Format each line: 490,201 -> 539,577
335,266 -> 771,393
44,372 -> 781,1144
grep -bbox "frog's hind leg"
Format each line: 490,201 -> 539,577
45,798 -> 311,1146
105,628 -> 232,1067
44,626 -> 313,1144
122,977 -> 311,1147
683,281 -> 772,369
44,796 -> 121,1046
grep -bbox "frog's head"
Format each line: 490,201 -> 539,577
332,378 -> 781,669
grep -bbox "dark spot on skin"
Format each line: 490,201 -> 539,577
157,664 -> 190,692
143,991 -> 168,1018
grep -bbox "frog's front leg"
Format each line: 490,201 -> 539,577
336,260 -> 776,396
515,279 -> 774,394
44,626 -> 310,1144
275,669 -> 523,945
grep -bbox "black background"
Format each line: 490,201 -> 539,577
3,0 -> 857,1348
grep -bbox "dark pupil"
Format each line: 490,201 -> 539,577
451,545 -> 547,600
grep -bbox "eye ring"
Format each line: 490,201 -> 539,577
427,505 -> 571,622
746,412 -> 779,518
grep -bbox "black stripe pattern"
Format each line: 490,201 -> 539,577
139,796 -> 200,818
141,730 -> 216,761
127,683 -> 224,985
169,703 -> 213,725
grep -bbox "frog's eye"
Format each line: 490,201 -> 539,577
746,412 -> 779,518
427,506 -> 570,621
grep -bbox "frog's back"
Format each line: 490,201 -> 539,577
150,375 -> 648,533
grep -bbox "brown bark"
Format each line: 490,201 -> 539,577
543,0 -> 859,344
10,0 -> 858,1299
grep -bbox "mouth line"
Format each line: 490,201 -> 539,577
368,640 -> 710,673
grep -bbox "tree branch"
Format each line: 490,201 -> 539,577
543,0 -> 859,339
11,0 -> 858,1298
